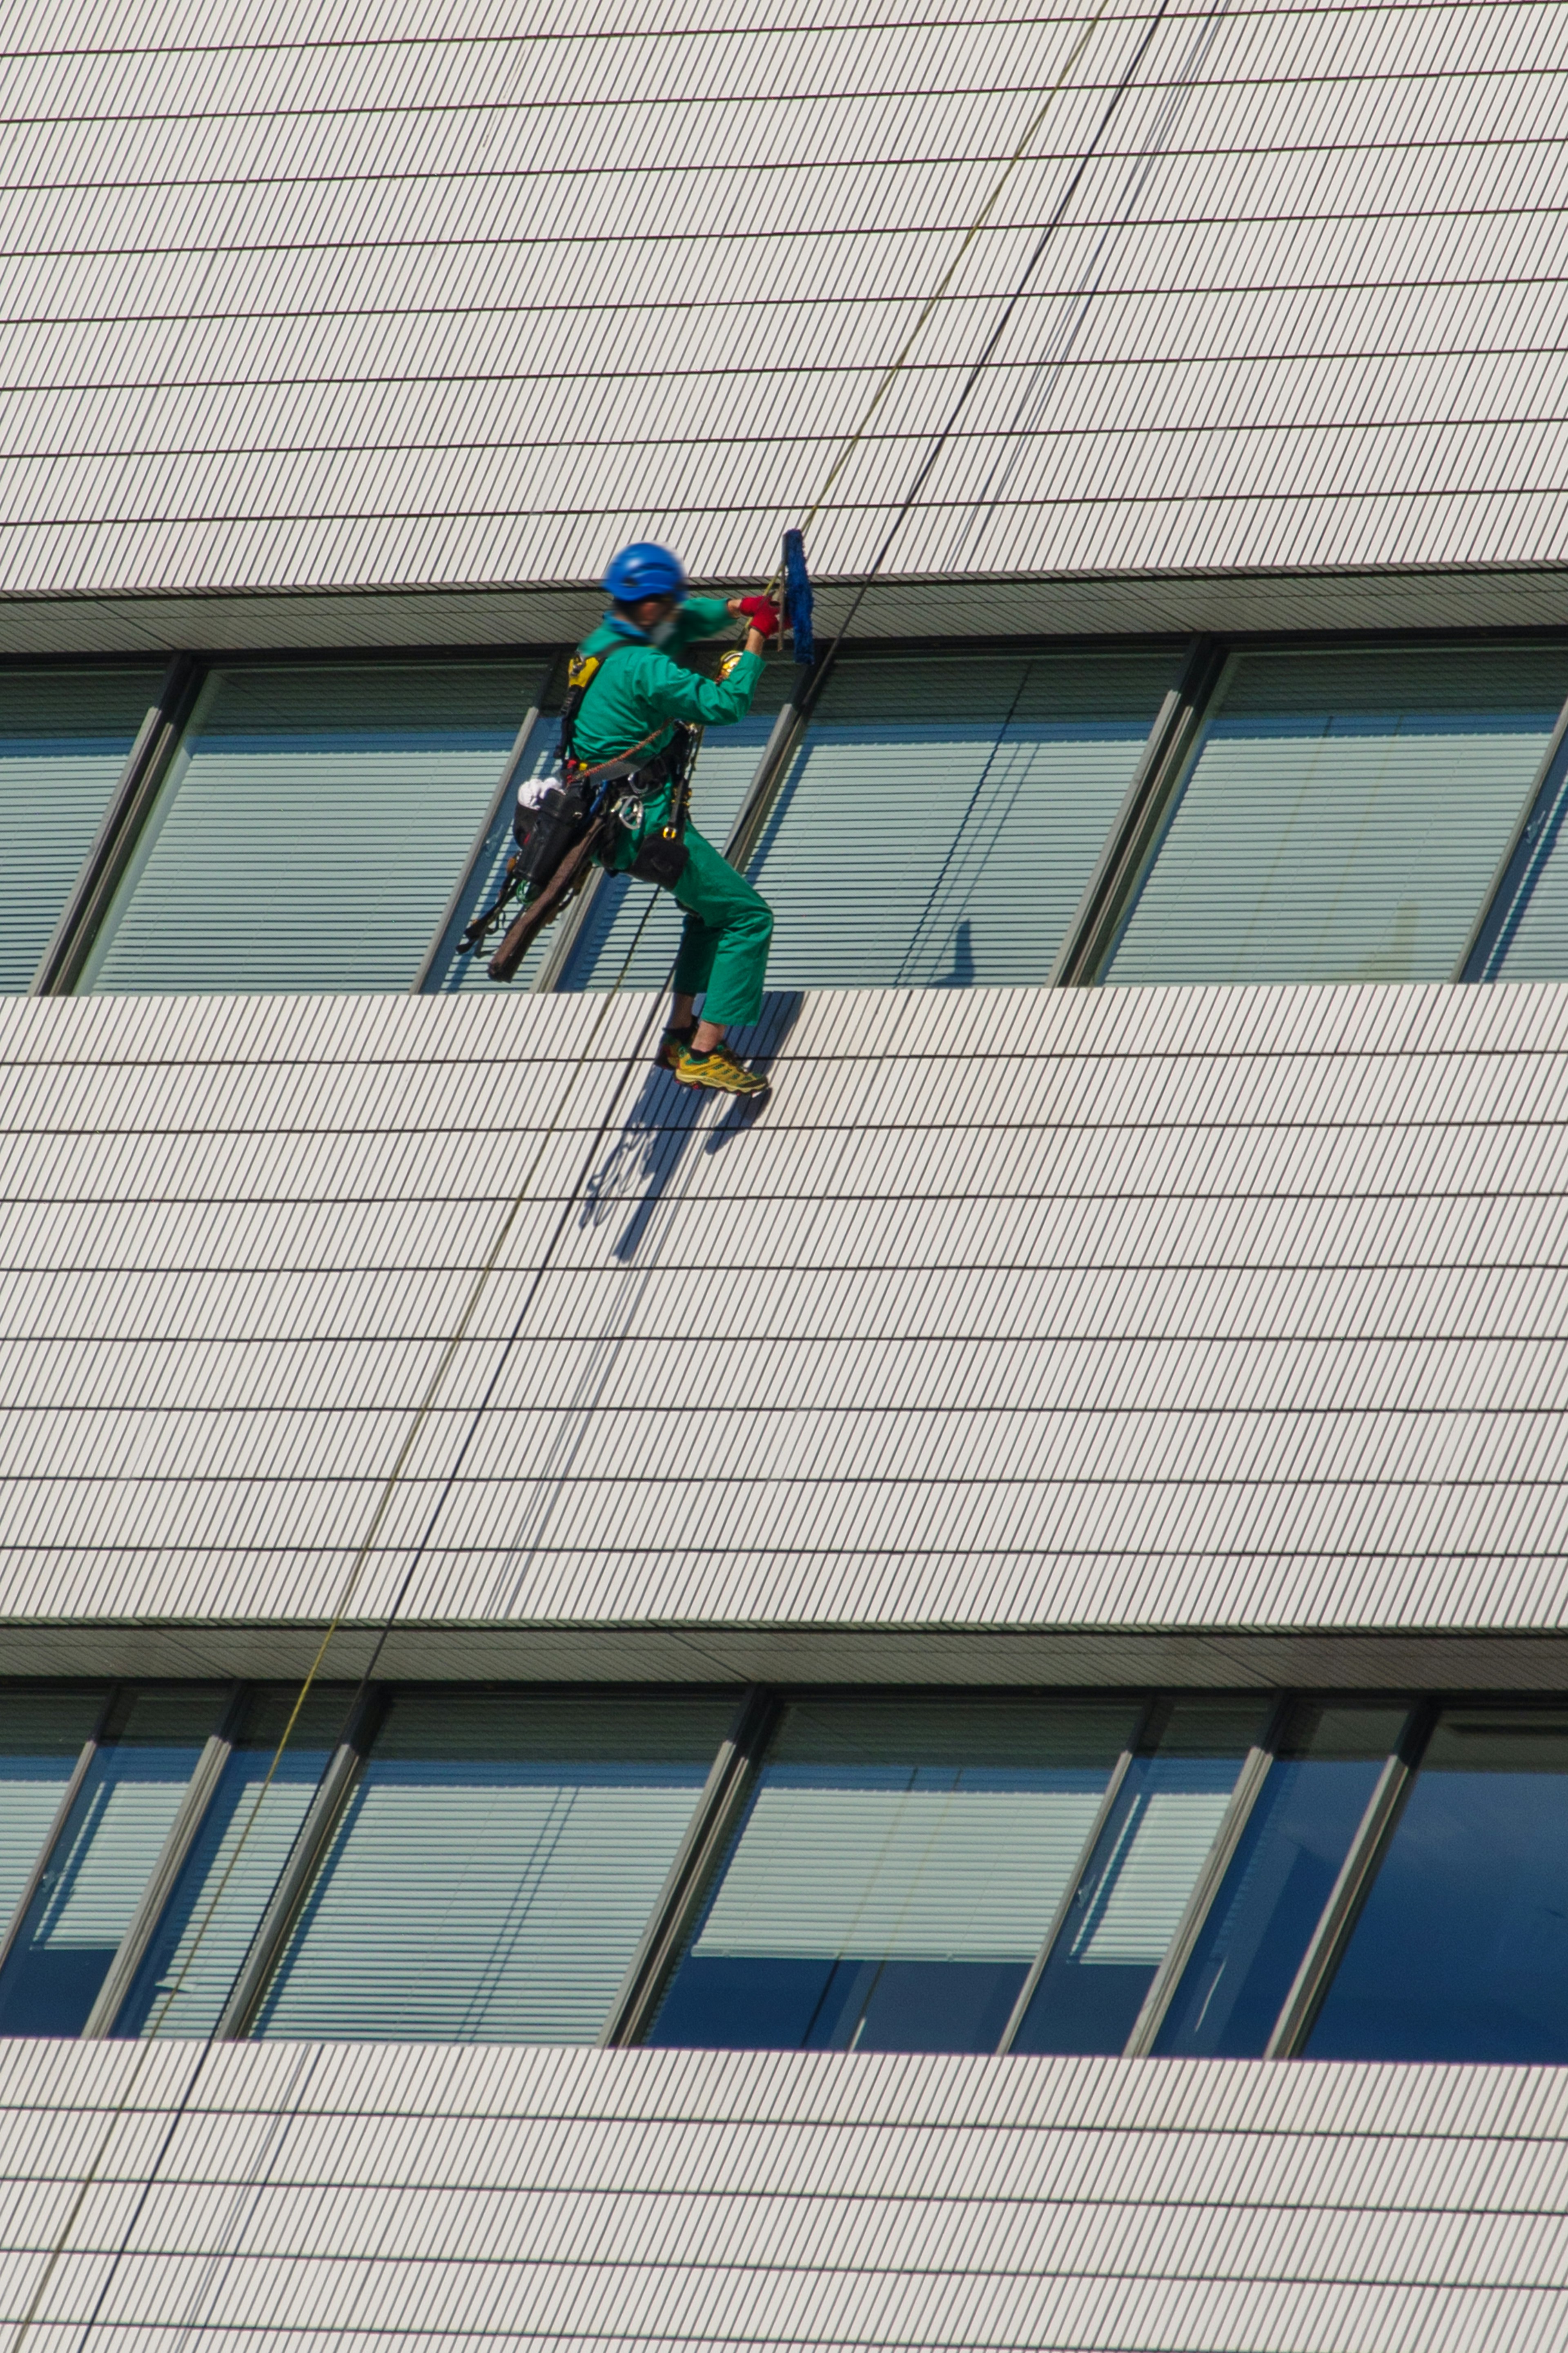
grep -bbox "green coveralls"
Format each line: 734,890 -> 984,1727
572,598 -> 775,1029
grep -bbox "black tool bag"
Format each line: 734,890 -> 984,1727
622,728 -> 696,888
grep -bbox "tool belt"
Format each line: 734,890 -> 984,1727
612,737 -> 694,889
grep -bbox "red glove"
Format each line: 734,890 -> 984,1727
738,594 -> 781,638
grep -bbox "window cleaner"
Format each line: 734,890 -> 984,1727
469,540 -> 785,1098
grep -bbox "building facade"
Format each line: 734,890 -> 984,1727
4,0 -> 1568,2343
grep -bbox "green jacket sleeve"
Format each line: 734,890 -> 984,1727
670,595 -> 735,646
630,644 -> 764,727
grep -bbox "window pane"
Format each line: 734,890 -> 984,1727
253,1691 -> 731,2044
1103,646 -> 1568,984
745,651 -> 1174,988
1309,1710 -> 1568,2063
79,663 -> 540,994
0,1692 -> 102,1932
0,1689 -> 220,2037
0,669 -> 161,991
1153,1706 -> 1405,2057
1012,1702 -> 1263,2056
1475,751 -> 1568,981
114,1687 -> 350,2040
648,1697 -> 1139,2054
561,667 -> 793,993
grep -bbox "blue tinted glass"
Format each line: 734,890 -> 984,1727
649,1698 -> 1136,2053
1153,1708 -> 1403,2057
1309,1712 -> 1568,2063
1011,1704 -> 1261,2056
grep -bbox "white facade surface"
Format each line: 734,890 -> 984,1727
4,977 -> 1568,1663
2,2039 -> 1567,2352
5,0 -> 1568,625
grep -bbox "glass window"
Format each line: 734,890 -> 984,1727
648,1697 -> 1138,2053
0,669 -> 162,992
742,651 -> 1175,988
1309,1709 -> 1568,2063
1470,741 -> 1568,981
78,662 -> 541,994
253,1691 -> 731,2043
560,666 -> 794,994
0,1691 -> 102,1933
1011,1702 -> 1263,2056
1153,1705 -> 1404,2056
1102,645 -> 1568,984
0,1688 -> 220,2037
114,1686 -> 349,2040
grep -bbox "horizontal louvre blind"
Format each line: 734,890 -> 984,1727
747,653 -> 1173,987
255,1693 -> 730,2044
81,663 -> 540,994
0,1692 -> 101,1932
0,670 -> 161,991
562,671 -> 792,994
1106,646 -> 1568,985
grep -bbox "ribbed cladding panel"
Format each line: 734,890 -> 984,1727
7,984 -> 1568,1635
5,0 -> 1568,596
1,2041 -> 1566,2351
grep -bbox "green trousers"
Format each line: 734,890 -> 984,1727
668,827 -> 774,1028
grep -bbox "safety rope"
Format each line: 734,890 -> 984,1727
20,13 -> 1181,2342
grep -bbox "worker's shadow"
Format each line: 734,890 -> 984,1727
578,990 -> 805,1262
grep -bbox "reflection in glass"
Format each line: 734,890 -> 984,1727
743,652 -> 1176,988
116,1688 -> 349,2039
649,1698 -> 1138,2053
0,1692 -> 103,1932
80,663 -> 541,993
0,670 -> 162,991
1011,1704 -> 1262,2056
1104,645 -> 1568,984
1154,1706 -> 1404,2056
1310,1711 -> 1568,2063
0,1690 -> 219,2037
255,1692 -> 731,2043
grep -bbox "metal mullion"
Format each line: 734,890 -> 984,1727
0,1689 -> 118,1980
412,703 -> 543,994
81,1684 -> 249,2040
1122,1696 -> 1293,2059
995,1697 -> 1161,2055
1264,1702 -> 1434,2060
599,1684 -> 780,2048
30,654 -> 204,997
214,1684 -> 385,2042
1048,637 -> 1229,986
1453,682 -> 1568,981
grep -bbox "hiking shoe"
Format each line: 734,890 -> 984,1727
656,1022 -> 695,1070
675,1041 -> 770,1097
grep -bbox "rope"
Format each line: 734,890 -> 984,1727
20,14 -> 1179,2339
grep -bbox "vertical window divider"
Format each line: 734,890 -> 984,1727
80,1683 -> 249,2040
214,1684 -> 386,2042
0,1688 -> 118,1980
719,695 -> 811,877
995,1697 -> 1161,2055
1263,1700 -> 1434,2059
599,1684 -> 779,2048
1048,638 -> 1229,986
412,700 -> 543,993
1453,681 -> 1568,981
30,655 -> 204,997
1121,1695 -> 1293,2058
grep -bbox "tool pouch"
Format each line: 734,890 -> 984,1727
630,827 -> 690,888
516,778 -> 592,881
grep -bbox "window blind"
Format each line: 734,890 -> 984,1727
561,668 -> 793,994
0,1692 -> 101,1935
0,1689 -> 218,2037
651,1697 -> 1137,2053
254,1692 -> 731,2044
0,669 -> 162,991
1105,646 -> 1568,985
1013,1703 -> 1261,2055
742,653 -> 1175,988
80,663 -> 541,994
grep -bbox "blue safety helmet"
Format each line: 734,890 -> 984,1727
601,541 -> 687,604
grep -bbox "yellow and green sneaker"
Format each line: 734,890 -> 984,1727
656,1022 -> 695,1071
675,1041 -> 770,1097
